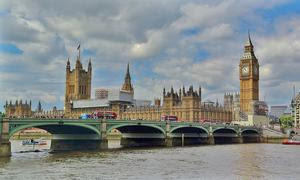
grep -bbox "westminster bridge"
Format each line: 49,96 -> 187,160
0,117 -> 262,157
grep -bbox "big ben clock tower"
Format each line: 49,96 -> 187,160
239,33 -> 259,114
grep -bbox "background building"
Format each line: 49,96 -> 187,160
95,89 -> 109,99
133,99 -> 152,107
292,92 -> 300,128
4,100 -> 32,117
224,93 -> 240,121
63,51 -> 232,122
122,86 -> 232,123
269,105 -> 288,121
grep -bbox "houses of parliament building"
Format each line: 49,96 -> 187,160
5,33 -> 263,124
63,53 -> 233,122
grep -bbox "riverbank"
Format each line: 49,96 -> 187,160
261,136 -> 287,144
11,133 -> 52,140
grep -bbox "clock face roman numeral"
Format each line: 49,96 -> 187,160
242,64 -> 249,76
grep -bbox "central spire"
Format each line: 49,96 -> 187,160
121,62 -> 134,94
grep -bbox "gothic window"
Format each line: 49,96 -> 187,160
69,85 -> 75,93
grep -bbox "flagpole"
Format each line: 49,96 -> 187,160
77,44 -> 81,60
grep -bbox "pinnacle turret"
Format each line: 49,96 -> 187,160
121,62 -> 134,93
88,58 -> 92,73
66,58 -> 71,71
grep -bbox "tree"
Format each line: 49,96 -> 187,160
279,115 -> 293,128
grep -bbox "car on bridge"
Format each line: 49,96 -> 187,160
79,111 -> 117,120
79,113 -> 91,119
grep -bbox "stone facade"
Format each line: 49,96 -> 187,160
4,100 -> 32,117
34,106 -> 64,118
95,89 -> 109,99
121,86 -> 232,123
64,54 -> 92,117
224,93 -> 241,121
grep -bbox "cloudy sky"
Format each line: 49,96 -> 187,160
1,0 -> 300,111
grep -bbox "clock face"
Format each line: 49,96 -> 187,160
242,64 -> 249,76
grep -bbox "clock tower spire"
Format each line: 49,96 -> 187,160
239,32 -> 259,114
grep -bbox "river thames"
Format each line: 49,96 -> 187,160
0,141 -> 299,179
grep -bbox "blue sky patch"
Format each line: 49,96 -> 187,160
257,0 -> 300,23
0,43 -> 23,55
194,47 -> 210,61
181,28 -> 200,36
82,49 -> 96,57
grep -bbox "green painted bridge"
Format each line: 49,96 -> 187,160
0,117 -> 262,157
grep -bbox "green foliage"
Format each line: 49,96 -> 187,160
0,112 -> 5,117
279,115 -> 293,128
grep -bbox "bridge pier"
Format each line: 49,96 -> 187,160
165,137 -> 173,147
0,118 -> 11,157
207,135 -> 215,145
164,123 -> 173,147
0,142 -> 11,157
207,127 -> 215,145
99,120 -> 108,150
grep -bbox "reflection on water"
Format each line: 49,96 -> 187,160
10,140 -> 51,153
235,143 -> 264,178
0,142 -> 300,179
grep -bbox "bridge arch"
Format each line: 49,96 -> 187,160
9,122 -> 101,138
108,124 -> 165,147
241,129 -> 260,143
108,124 -> 165,134
170,126 -> 209,146
213,127 -> 238,134
241,129 -> 259,135
170,126 -> 209,134
213,128 -> 239,144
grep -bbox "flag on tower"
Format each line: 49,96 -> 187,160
77,44 -> 80,50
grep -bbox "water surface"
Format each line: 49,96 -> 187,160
0,141 -> 299,179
